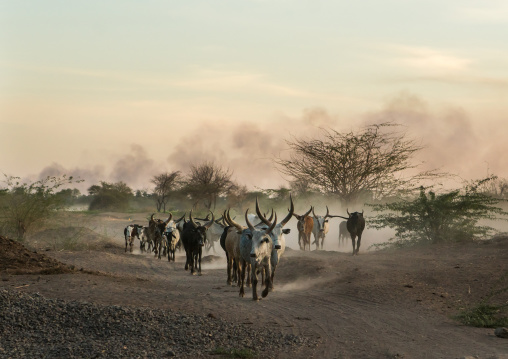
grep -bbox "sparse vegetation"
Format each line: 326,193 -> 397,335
368,177 -> 508,248
0,174 -> 80,239
455,270 -> 508,327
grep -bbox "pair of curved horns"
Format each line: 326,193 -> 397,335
246,209 -> 277,235
313,206 -> 330,218
256,194 -> 293,228
189,210 -> 215,229
346,209 -> 364,216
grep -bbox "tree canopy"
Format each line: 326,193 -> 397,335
151,171 -> 181,212
276,122 -> 441,205
182,161 -> 235,210
88,181 -> 133,211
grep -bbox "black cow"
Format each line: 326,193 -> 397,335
149,214 -> 172,259
181,211 -> 214,275
346,209 -> 365,255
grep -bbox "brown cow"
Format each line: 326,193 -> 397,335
293,207 -> 314,251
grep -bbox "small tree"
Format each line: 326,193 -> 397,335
0,174 -> 79,239
276,122 -> 442,206
368,177 -> 508,247
151,171 -> 181,212
88,181 -> 133,211
182,161 -> 235,210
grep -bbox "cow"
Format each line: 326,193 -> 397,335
124,224 -> 143,253
312,206 -> 335,250
338,220 -> 348,247
224,210 -> 245,286
163,219 -> 180,262
293,206 -> 313,251
254,195 -> 293,290
138,226 -> 150,253
148,214 -> 172,260
181,211 -> 215,275
224,208 -> 274,287
346,209 -> 365,255
239,210 -> 277,300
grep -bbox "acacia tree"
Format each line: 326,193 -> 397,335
151,171 -> 181,212
276,122 -> 441,206
183,161 -> 235,210
0,174 -> 79,239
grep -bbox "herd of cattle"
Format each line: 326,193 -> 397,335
123,196 -> 366,300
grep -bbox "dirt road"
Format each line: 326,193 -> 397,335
2,232 -> 508,358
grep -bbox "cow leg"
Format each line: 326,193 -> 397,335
197,249 -> 202,275
252,267 -> 259,301
226,254 -> 232,285
239,260 -> 246,297
356,234 -> 362,255
185,249 -> 190,271
236,260 -> 242,287
246,263 -> 251,287
232,259 -> 238,284
350,234 -> 357,255
262,263 -> 272,298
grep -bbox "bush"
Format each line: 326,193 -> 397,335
368,177 -> 508,247
0,175 -> 79,239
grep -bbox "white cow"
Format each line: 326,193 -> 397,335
312,207 -> 333,250
239,210 -> 277,300
164,220 -> 180,262
254,195 -> 293,290
124,224 -> 143,253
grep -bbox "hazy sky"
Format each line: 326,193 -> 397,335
1,1 -> 507,192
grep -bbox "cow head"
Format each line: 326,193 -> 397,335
312,206 -> 332,234
245,209 -> 276,266
188,210 -> 215,246
255,195 -> 293,250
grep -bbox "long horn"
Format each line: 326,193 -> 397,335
325,205 -> 330,218
267,209 -> 274,222
255,197 -> 271,226
362,209 -> 364,215
204,211 -> 215,229
175,213 -> 185,223
165,213 -> 173,224
245,209 -> 254,231
347,208 -> 350,216
312,206 -> 317,218
189,210 -> 198,228
223,210 -> 231,226
227,209 -> 243,232
303,206 -> 312,217
150,214 -> 155,221
280,194 -> 294,227
264,213 -> 277,235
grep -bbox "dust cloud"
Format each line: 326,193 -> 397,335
28,92 -> 508,194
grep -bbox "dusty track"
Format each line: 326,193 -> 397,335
2,234 -> 508,358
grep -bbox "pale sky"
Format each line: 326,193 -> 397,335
1,1 -> 507,193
